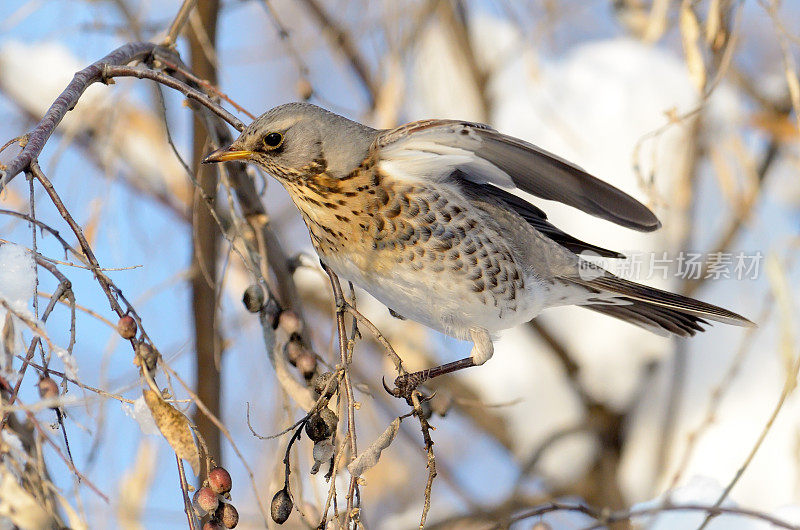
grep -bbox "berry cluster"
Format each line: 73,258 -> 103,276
192,466 -> 239,529
243,284 -> 319,381
281,310 -> 317,381
242,284 -> 338,525
270,371 -> 340,524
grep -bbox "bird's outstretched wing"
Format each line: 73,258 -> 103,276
374,120 -> 661,232
456,174 -> 625,258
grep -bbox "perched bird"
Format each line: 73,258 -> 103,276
204,103 -> 752,394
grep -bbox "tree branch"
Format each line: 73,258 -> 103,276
0,42 -> 158,187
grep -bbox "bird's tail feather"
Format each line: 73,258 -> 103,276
563,275 -> 754,337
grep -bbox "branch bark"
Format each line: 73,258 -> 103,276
0,42 -> 157,187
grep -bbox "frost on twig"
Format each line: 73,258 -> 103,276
122,395 -> 159,436
311,438 -> 335,475
0,242 -> 36,375
347,417 -> 401,478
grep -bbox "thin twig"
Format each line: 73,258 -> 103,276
163,0 -> 198,48
298,0 -> 379,108
0,278 -> 70,432
668,297 -> 772,488
682,139 -> 780,297
159,362 -> 271,525
697,256 -> 799,529
17,398 -> 109,502
176,454 -> 199,530
156,56 -> 255,119
344,304 -> 405,374
412,391 -> 436,529
324,267 -> 360,526
36,291 -> 115,329
0,209 -> 83,262
498,501 -> 799,529
102,64 -> 243,130
12,355 -> 134,404
28,161 -> 125,316
1,42 -> 159,187
320,432 -> 352,528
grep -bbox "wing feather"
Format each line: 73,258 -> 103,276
456,175 -> 625,259
375,120 -> 661,232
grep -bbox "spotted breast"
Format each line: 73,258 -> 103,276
282,163 -> 544,342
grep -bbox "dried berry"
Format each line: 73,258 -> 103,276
242,284 -> 265,313
37,377 -> 59,400
116,315 -> 137,339
134,342 -> 158,372
217,502 -> 239,528
192,486 -> 219,515
295,353 -> 317,380
284,340 -> 304,366
270,488 -> 293,524
305,412 -> 331,442
319,407 -> 338,434
277,310 -> 302,335
312,371 -> 337,397
202,521 -> 224,530
311,438 -> 334,475
208,466 -> 232,495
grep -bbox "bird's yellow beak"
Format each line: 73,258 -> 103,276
202,145 -> 254,163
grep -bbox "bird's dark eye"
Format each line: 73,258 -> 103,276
263,132 -> 283,149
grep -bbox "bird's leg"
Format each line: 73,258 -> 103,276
389,329 -> 493,401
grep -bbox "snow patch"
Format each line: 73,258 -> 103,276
0,243 -> 36,371
122,395 -> 159,436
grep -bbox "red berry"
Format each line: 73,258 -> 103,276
192,486 -> 219,514
117,315 -> 137,339
208,467 -> 232,495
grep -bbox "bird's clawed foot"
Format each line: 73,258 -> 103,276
383,371 -> 431,404
383,357 -> 478,403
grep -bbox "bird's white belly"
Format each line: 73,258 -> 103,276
321,251 -> 546,341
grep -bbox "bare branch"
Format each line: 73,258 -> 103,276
1,42 -> 158,187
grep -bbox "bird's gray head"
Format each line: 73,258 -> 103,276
203,102 -> 378,179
